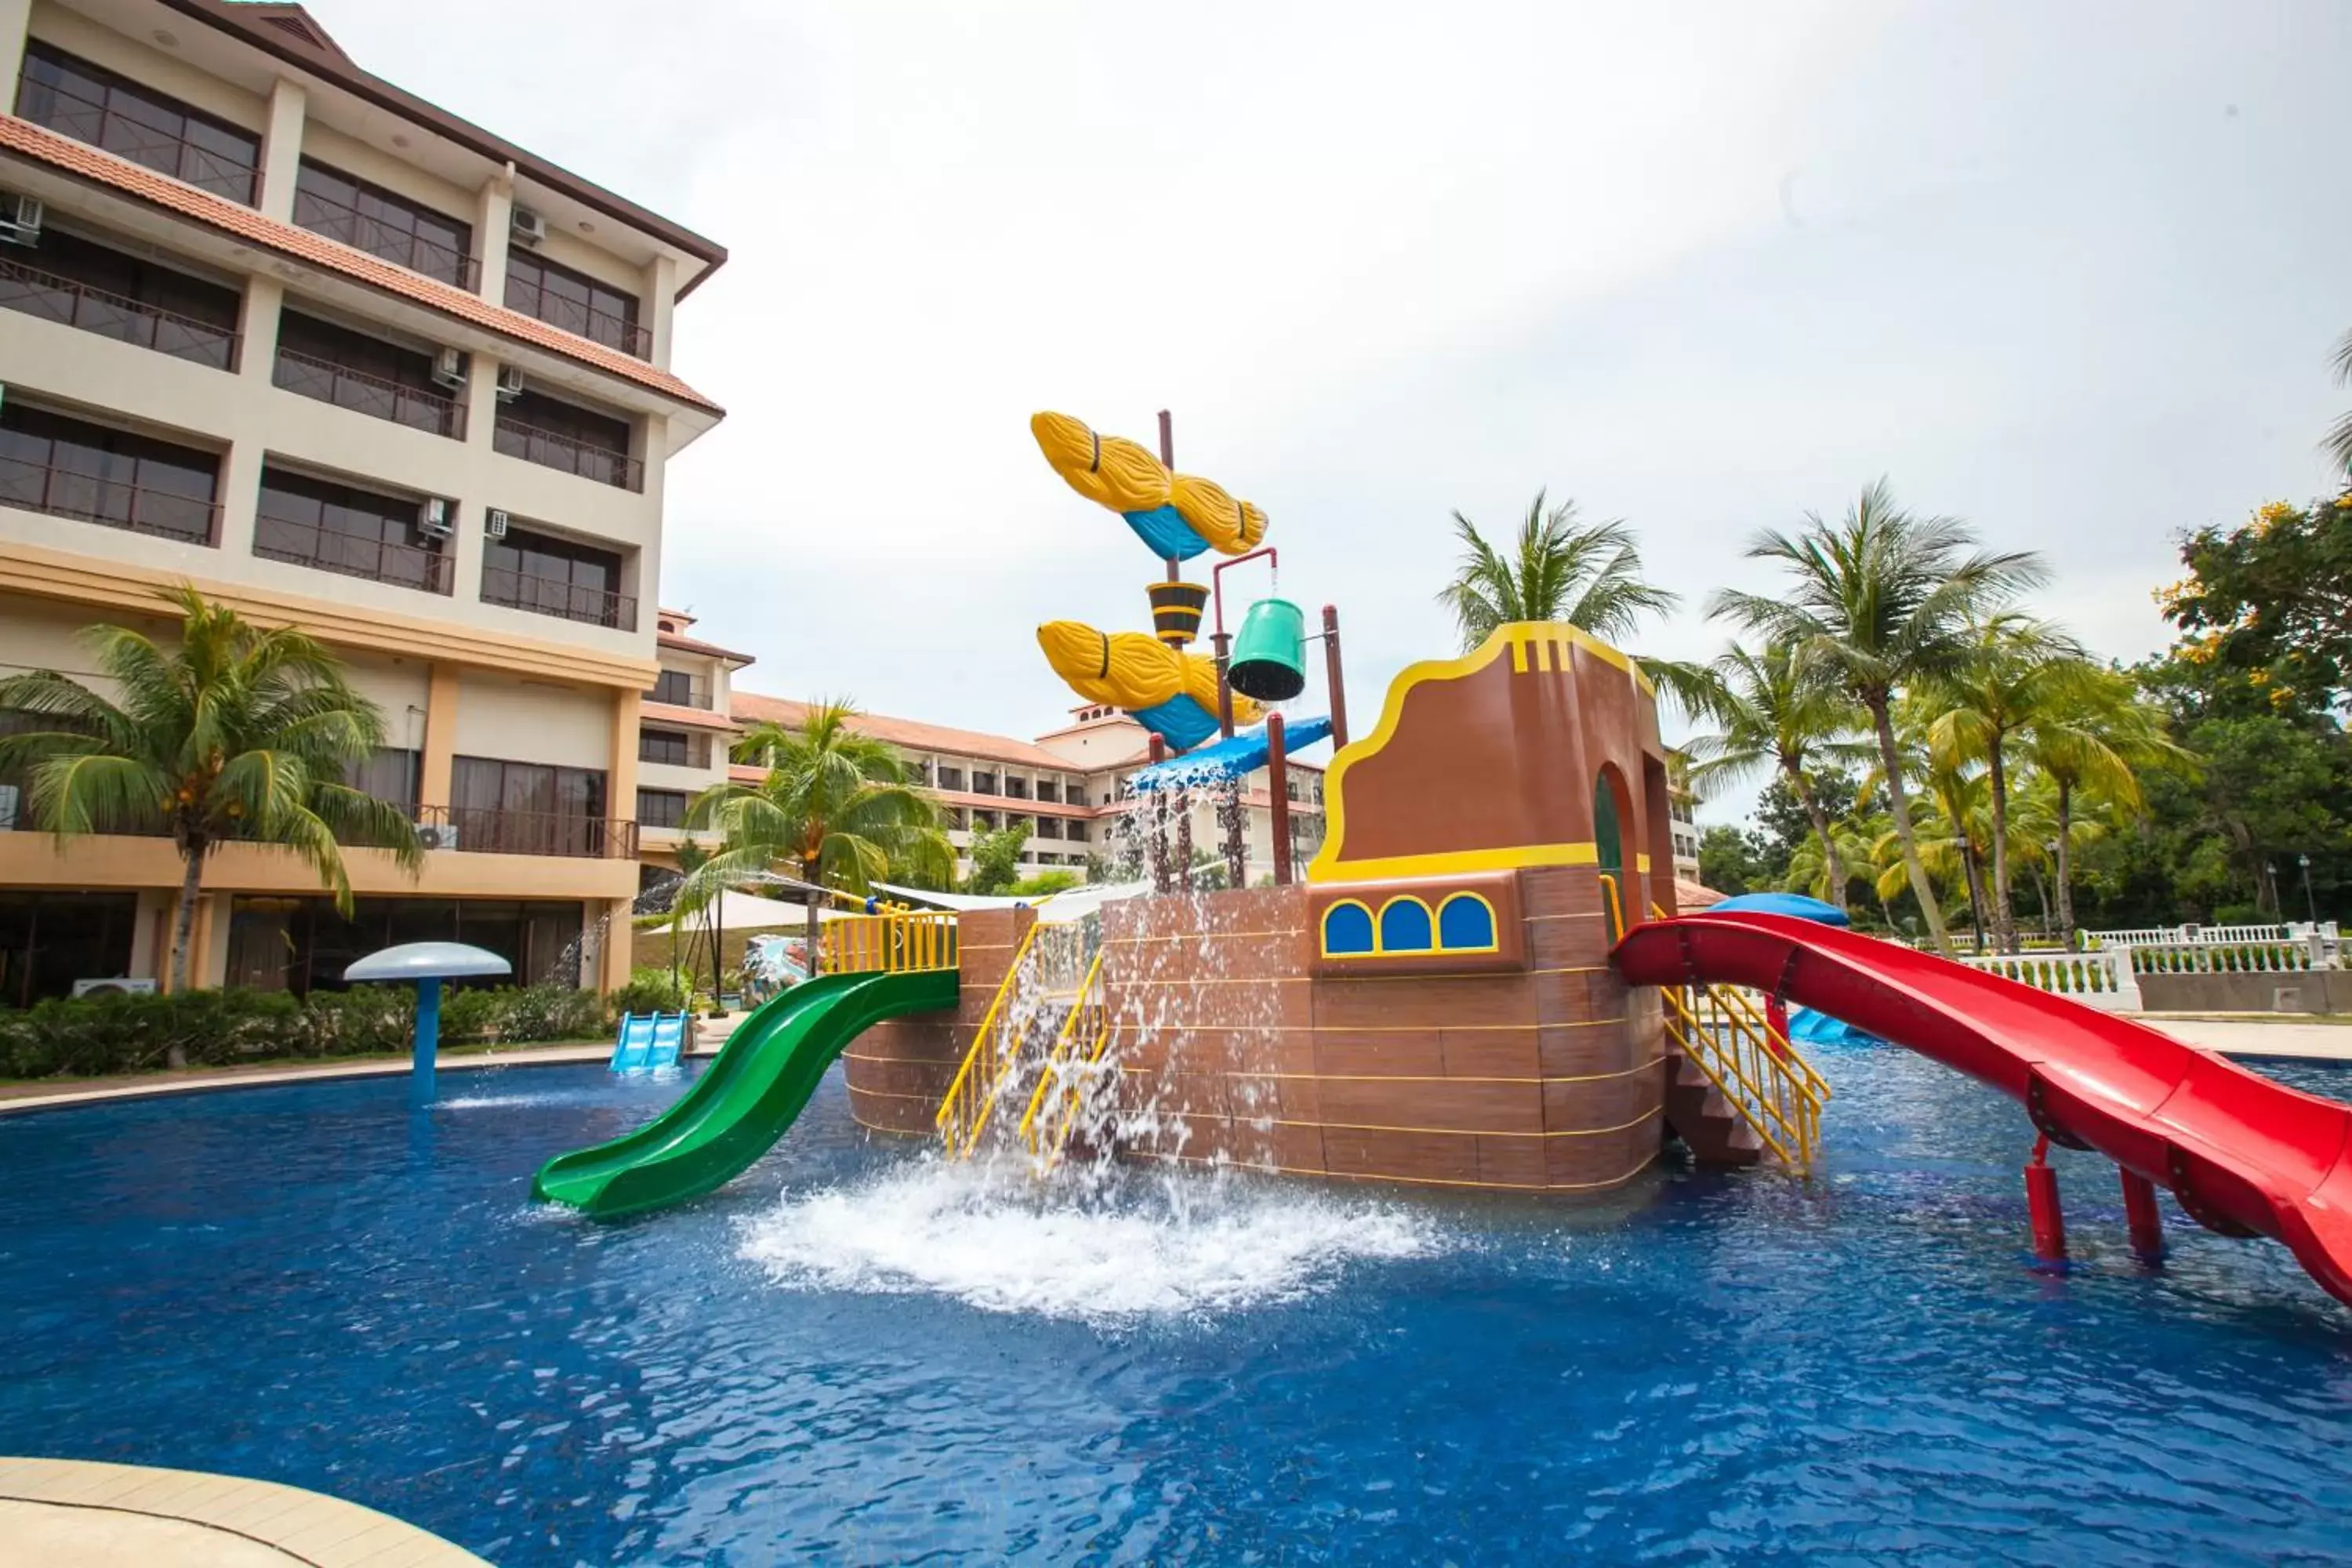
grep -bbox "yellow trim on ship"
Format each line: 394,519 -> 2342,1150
1308,622 -> 1651,884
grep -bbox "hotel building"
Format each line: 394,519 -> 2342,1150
0,0 -> 724,1002
716,691 -> 1326,891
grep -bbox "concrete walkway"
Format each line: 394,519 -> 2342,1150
0,1043 -> 616,1114
2140,1014 -> 2352,1062
0,1457 -> 487,1566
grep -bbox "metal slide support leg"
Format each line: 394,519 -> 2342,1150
2121,1167 -> 2165,1263
2025,1135 -> 2067,1263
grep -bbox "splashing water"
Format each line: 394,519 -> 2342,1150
737,1159 -> 1445,1324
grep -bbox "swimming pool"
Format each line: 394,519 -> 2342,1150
2,1046 -> 2348,1565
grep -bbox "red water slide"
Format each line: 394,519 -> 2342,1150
1612,912 -> 2352,1309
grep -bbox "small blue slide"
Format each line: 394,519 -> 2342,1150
646,1012 -> 687,1071
610,1014 -> 655,1073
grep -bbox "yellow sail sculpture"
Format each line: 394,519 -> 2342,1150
1032,412 -> 1269,562
1037,620 -> 1259,753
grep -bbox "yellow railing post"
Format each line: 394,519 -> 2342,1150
935,919 -> 1045,1158
1018,951 -> 1110,1173
1655,978 -> 1830,1171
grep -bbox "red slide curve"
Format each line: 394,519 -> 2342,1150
1613,912 -> 2352,1309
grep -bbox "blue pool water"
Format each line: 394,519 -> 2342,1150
3,1047 -> 2350,1566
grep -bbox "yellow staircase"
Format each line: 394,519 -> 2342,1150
934,921 -> 1094,1159
1018,952 -> 1112,1174
1657,980 -> 1830,1170
1598,877 -> 1831,1171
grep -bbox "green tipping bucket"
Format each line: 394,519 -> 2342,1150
1228,596 -> 1307,702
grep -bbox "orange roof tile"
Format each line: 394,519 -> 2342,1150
639,701 -> 739,733
657,629 -> 755,663
731,692 -> 1090,775
0,114 -> 724,416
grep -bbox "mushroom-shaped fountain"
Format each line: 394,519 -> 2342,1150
343,942 -> 512,1099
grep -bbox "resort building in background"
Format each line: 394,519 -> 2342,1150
717,691 -> 1327,890
0,0 -> 725,1002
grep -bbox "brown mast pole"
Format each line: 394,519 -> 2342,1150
1322,604 -> 1348,751
1267,711 -> 1292,887
1157,409 -> 1178,584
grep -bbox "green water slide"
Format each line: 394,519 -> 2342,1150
533,967 -> 957,1219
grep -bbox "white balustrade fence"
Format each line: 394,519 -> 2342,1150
2125,941 -> 2319,975
2092,921 -> 2337,950
1951,949 -> 2143,1012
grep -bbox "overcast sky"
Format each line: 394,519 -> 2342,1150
316,1 -> 2352,821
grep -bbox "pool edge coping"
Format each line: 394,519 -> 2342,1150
0,1454 -> 492,1565
0,1044 -> 717,1118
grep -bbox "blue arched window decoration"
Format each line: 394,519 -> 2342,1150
1322,902 -> 1374,956
1438,894 -> 1497,951
1378,897 -> 1434,953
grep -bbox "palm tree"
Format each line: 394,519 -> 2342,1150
1911,750 -> 1997,953
0,586 -> 419,1030
2327,328 -> 2352,479
686,701 -> 953,898
1438,490 -> 1679,651
1922,614 -> 2089,953
1678,642 -> 1871,911
1708,479 -> 2049,956
1784,811 -> 1877,911
2018,668 -> 2184,949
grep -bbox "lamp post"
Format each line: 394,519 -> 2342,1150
2300,852 -> 2319,925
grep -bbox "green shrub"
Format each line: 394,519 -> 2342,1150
495,983 -> 606,1044
609,967 -> 691,1018
0,981 -> 611,1080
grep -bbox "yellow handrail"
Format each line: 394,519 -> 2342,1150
822,906 -> 960,975
1658,981 -> 1828,1170
1599,872 -> 1626,943
1018,951 -> 1110,1173
1711,982 -> 1834,1104
934,919 -> 1041,1157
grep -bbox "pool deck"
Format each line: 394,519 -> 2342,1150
0,1014 -> 2339,1120
2139,1014 -> 2352,1062
0,1456 -> 488,1566
0,1025 -> 729,1115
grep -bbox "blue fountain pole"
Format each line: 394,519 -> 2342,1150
413,978 -> 441,1099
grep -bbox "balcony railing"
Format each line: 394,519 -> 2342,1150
492,418 -> 643,492
274,347 -> 466,439
22,79 -> 257,204
0,256 -> 239,369
419,804 -> 637,859
290,187 -> 478,289
480,564 -> 637,632
252,514 -> 453,595
644,675 -> 715,710
0,453 -> 218,544
503,276 -> 652,358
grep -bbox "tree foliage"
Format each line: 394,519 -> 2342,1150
1708,478 -> 2049,953
964,821 -> 1030,896
0,585 -> 419,1034
2161,494 -> 2352,715
1438,490 -> 1679,651
686,701 -> 953,902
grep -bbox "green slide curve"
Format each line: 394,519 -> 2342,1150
533,967 -> 957,1219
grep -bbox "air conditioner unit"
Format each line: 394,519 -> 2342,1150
417,497 -> 453,539
416,819 -> 459,851
485,507 -> 510,540
510,205 -> 546,247
0,194 -> 41,245
430,346 -> 466,390
73,977 -> 158,999
494,365 -> 525,402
